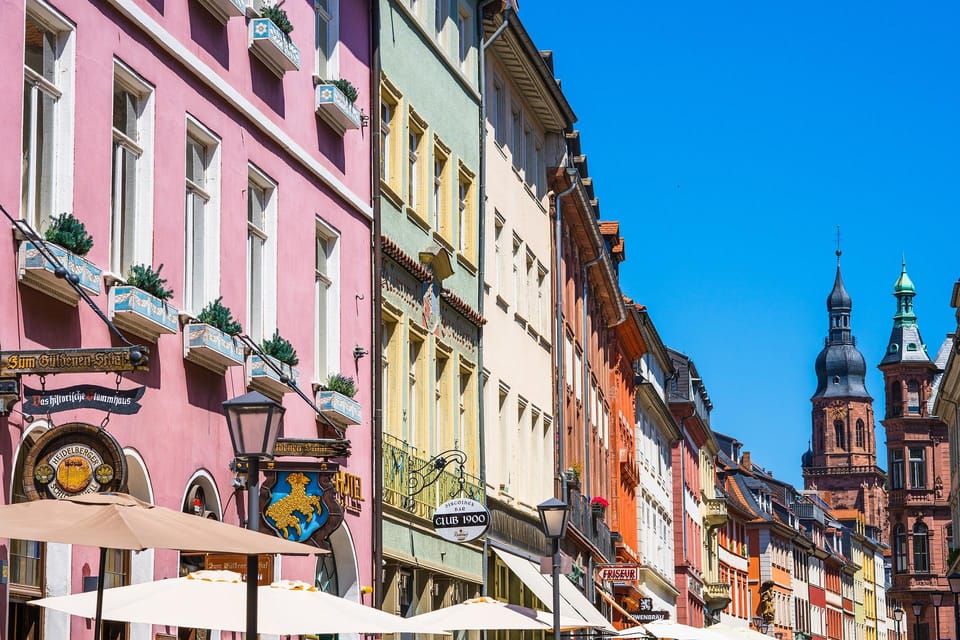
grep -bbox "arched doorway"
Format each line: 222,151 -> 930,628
178,470 -> 225,640
316,523 -> 361,640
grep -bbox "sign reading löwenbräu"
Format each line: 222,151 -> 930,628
22,384 -> 145,415
432,497 -> 490,543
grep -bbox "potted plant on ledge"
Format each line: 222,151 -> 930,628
316,373 -> 362,428
590,496 -> 609,519
246,329 -> 300,399
109,263 -> 179,341
18,212 -> 103,305
183,297 -> 244,374
564,463 -> 582,490
315,77 -> 363,134
250,1 -> 300,75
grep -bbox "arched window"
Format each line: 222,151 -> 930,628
913,522 -> 929,573
893,524 -> 907,573
855,419 -> 865,449
907,380 -> 921,415
834,420 -> 845,450
891,382 -> 903,417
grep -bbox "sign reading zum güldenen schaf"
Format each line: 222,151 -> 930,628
432,498 -> 490,543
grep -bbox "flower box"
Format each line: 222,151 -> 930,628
108,285 -> 179,342
246,354 -> 299,399
183,323 -> 245,374
315,83 -> 362,134
249,18 -> 300,76
316,389 -> 362,427
17,241 -> 102,306
194,0 -> 245,22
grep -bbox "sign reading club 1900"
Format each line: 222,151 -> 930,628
432,497 -> 490,543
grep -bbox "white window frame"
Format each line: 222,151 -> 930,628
183,117 -> 221,316
456,2 -> 473,71
434,0 -> 448,49
314,217 -> 340,385
246,165 -> 278,343
491,75 -> 505,146
21,0 -> 75,231
315,0 -> 340,80
110,60 -> 154,277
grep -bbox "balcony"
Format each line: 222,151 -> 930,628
704,496 -> 728,529
704,580 -> 732,611
315,83 -> 363,134
888,488 -> 937,508
568,488 -> 615,561
249,18 -> 300,76
382,433 -> 483,522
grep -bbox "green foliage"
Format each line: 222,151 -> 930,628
261,329 -> 298,366
126,263 -> 174,301
331,79 -> 358,103
197,297 -> 242,336
44,212 -> 94,257
325,373 -> 357,398
260,2 -> 293,35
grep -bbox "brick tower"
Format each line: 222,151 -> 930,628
802,251 -> 887,533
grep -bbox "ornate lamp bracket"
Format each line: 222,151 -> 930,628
404,448 -> 468,511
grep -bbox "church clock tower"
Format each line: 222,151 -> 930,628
802,251 -> 887,533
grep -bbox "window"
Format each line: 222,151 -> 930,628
532,139 -> 544,198
891,382 -> 903,417
537,264 -> 548,336
833,419 -> 845,451
435,348 -> 451,451
890,449 -> 904,489
511,235 -> 521,307
246,167 -> 277,343
407,332 -> 424,447
523,125 -> 533,183
315,0 -> 339,80
101,548 -> 130,640
434,0 -> 448,47
456,3 -> 472,70
183,120 -> 220,315
110,63 -> 154,276
432,138 -> 451,237
493,214 -> 505,295
855,419 -> 864,449
913,522 -> 929,572
315,222 -> 339,384
457,163 -> 476,261
907,380 -> 920,414
382,314 -> 400,432
492,77 -> 505,145
21,4 -> 74,231
458,362 -> 475,468
511,106 -> 522,170
407,119 -> 423,213
909,447 -> 926,488
380,80 -> 402,194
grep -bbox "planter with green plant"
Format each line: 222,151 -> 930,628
316,373 -> 362,427
109,263 -> 179,341
18,213 -> 103,304
183,297 -> 244,374
315,78 -> 363,134
246,329 -> 300,398
250,2 -> 300,76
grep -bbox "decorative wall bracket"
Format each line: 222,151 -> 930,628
405,448 -> 468,511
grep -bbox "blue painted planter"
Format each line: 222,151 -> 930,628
315,84 -> 363,134
183,323 -> 244,374
109,285 -> 179,342
246,354 -> 299,399
18,241 -> 102,305
316,389 -> 362,427
249,18 -> 300,75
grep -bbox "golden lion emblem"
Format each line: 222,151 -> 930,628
265,472 -> 324,539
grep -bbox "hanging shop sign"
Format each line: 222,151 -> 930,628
628,610 -> 669,623
0,346 -> 148,375
259,463 -> 343,549
596,564 -> 640,582
22,422 -> 127,500
21,384 -> 145,415
272,437 -> 350,458
332,471 -> 364,514
432,497 -> 490,543
203,554 -> 274,586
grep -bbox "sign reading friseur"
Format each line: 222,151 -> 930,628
432,497 -> 490,543
22,422 -> 127,500
1,346 -> 149,375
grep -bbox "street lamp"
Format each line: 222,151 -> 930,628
752,616 -> 770,635
949,573 -> 960,640
892,602 -> 904,640
538,498 -> 570,640
931,591 -> 944,640
912,601 -> 924,640
223,390 -> 286,640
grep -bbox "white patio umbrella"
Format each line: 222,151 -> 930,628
703,624 -> 771,640
404,596 -> 599,631
619,619 -> 720,640
30,571 -> 443,635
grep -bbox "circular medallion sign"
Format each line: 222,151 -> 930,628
432,497 -> 490,543
22,423 -> 127,500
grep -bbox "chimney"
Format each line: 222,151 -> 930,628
741,451 -> 751,470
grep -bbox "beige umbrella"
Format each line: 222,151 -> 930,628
405,596 -> 600,631
0,493 -> 322,639
31,571 -> 443,635
618,620 -> 720,640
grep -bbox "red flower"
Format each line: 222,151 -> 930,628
591,496 -> 609,508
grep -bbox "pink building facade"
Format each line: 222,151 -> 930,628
0,0 -> 373,638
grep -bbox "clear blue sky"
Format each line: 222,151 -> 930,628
519,3 -> 959,487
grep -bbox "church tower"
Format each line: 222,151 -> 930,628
880,262 -> 954,640
802,250 -> 887,533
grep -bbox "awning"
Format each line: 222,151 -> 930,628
595,587 -> 641,627
492,548 -> 616,632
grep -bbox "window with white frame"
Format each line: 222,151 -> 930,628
525,250 -> 536,323
432,140 -> 450,234
493,213 -> 505,295
21,3 -> 74,231
510,106 -> 522,170
246,167 -> 277,343
184,120 -> 220,315
315,221 -> 339,384
537,264 -> 548,336
511,235 -> 521,308
434,0 -> 448,48
407,120 -> 423,212
532,138 -> 544,197
523,125 -> 533,183
491,77 -> 505,145
111,63 -> 154,276
315,0 -> 339,80
456,3 -> 472,71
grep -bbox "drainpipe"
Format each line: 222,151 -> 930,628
476,0 -> 511,599
580,252 -> 603,499
553,169 -> 579,489
371,0 -> 384,608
